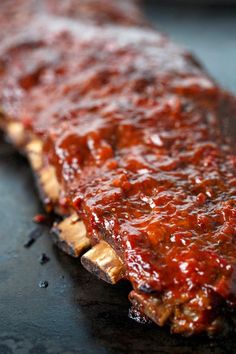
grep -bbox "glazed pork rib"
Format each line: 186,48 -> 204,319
0,1 -> 236,336
0,0 -> 145,37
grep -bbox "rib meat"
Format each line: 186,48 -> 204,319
0,0 -> 236,336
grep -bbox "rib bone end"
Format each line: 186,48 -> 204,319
26,139 -> 43,170
52,214 -> 90,257
39,165 -> 60,204
81,240 -> 124,284
6,122 -> 25,146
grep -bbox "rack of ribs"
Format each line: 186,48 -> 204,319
0,0 -> 236,336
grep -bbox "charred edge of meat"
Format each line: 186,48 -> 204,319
129,291 -> 174,328
128,304 -> 153,325
129,289 -> 234,336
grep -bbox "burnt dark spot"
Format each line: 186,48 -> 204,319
128,305 -> 152,325
24,226 -> 43,248
39,253 -> 50,265
38,280 -> 49,288
138,283 -> 156,294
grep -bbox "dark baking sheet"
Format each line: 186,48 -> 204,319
0,3 -> 236,354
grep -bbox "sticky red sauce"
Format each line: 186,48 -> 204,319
33,214 -> 47,224
1,12 -> 236,333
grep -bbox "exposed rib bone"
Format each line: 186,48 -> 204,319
6,122 -> 25,146
52,214 -> 90,257
81,240 -> 124,284
4,123 -> 125,285
26,139 -> 43,170
39,165 -> 60,204
129,291 -> 173,327
4,122 -> 60,206
26,140 -> 65,212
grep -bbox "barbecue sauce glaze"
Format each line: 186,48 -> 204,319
1,9 -> 236,334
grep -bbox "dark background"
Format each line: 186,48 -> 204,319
144,2 -> 236,93
0,2 -> 236,354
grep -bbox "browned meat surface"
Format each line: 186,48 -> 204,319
0,0 -> 236,336
0,0 -> 144,40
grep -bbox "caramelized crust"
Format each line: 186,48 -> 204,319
0,0 -> 236,335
